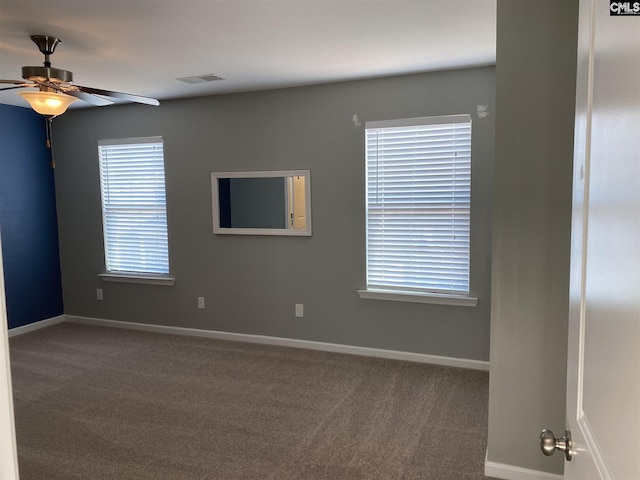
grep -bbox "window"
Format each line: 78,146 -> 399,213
98,137 -> 171,283
361,114 -> 474,304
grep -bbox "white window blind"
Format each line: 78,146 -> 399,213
98,137 -> 169,275
365,114 -> 471,294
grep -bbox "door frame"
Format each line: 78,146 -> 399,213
0,232 -> 20,478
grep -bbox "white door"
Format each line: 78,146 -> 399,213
0,233 -> 20,478
563,0 -> 640,478
292,176 -> 306,230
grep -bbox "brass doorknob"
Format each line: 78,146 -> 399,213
540,429 -> 573,461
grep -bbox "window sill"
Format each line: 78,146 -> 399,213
357,289 -> 478,307
98,273 -> 175,286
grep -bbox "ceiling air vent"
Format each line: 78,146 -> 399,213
176,74 -> 225,84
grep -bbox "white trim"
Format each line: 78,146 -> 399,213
0,233 -> 19,479
66,315 -> 490,371
484,456 -> 563,480
212,170 -> 310,179
366,113 -> 471,129
7,315 -> 67,338
211,170 -> 312,237
579,414 -> 613,479
99,273 -> 175,286
357,289 -> 478,307
98,136 -> 163,146
98,138 -> 170,276
211,227 -> 311,237
364,117 -> 472,294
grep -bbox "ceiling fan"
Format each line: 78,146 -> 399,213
1,35 -> 160,110
1,35 -> 159,153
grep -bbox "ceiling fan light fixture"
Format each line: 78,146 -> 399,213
18,90 -> 77,116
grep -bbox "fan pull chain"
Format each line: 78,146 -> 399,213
45,116 -> 55,168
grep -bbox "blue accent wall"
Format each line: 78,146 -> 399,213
0,104 -> 64,328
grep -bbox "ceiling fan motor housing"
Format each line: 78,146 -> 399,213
22,66 -> 73,84
22,35 -> 73,84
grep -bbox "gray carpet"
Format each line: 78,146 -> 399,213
10,322 -> 491,480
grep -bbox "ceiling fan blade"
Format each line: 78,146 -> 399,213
64,89 -> 115,107
0,80 -> 33,91
74,85 -> 159,106
0,84 -> 33,92
0,79 -> 30,85
31,81 -> 114,107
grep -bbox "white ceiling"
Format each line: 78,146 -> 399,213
0,0 -> 496,109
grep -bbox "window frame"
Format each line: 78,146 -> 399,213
358,114 -> 477,307
97,136 -> 174,286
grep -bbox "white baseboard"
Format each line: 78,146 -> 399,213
485,456 -> 563,480
8,315 -> 67,338
65,315 -> 490,371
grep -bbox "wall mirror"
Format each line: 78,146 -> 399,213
211,170 -> 312,236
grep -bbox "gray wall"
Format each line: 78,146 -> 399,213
53,66 -> 494,361
488,0 -> 578,475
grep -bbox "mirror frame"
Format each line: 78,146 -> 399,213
211,170 -> 312,236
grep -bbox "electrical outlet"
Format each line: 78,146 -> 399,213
96,288 -> 103,301
295,303 -> 304,318
197,297 -> 205,309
